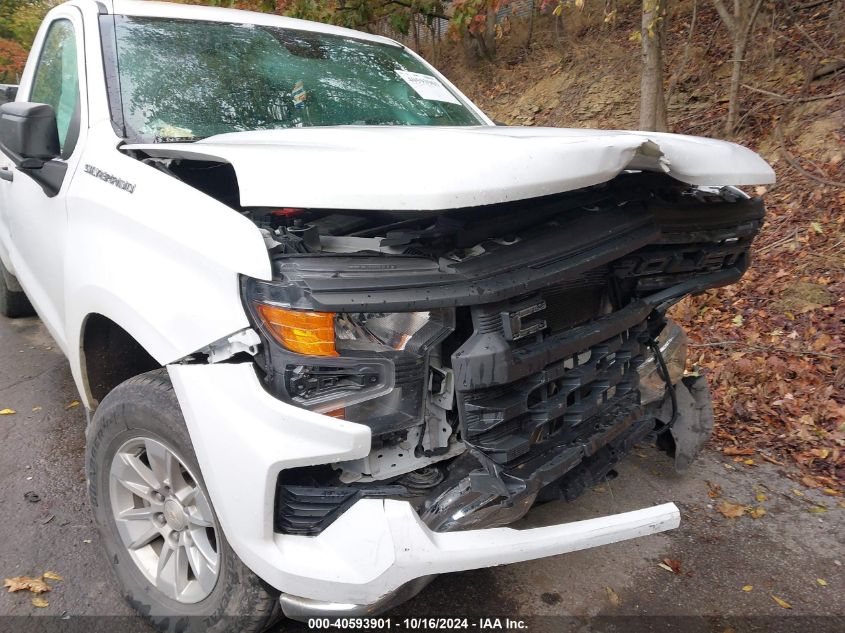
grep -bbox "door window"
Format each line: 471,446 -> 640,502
29,19 -> 80,158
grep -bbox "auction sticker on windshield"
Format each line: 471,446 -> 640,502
396,70 -> 460,104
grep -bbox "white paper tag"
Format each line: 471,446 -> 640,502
396,70 -> 460,105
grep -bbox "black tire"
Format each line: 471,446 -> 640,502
0,259 -> 35,318
86,369 -> 281,633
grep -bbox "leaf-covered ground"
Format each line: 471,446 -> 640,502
671,182 -> 844,493
436,0 -> 844,490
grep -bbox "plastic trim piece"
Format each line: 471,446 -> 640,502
276,500 -> 680,615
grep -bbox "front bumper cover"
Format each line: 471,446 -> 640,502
169,362 -> 680,611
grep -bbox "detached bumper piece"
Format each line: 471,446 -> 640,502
278,500 -> 680,620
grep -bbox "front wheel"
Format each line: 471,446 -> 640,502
86,369 -> 280,633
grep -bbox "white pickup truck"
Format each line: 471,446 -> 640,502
0,0 -> 775,630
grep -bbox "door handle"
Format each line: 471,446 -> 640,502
0,167 -> 12,182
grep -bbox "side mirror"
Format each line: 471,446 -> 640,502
0,102 -> 61,168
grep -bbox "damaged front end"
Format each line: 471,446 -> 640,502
230,172 -> 761,538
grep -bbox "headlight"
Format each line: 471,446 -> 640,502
335,312 -> 432,352
252,304 -> 435,357
244,284 -> 454,432
255,304 -> 338,356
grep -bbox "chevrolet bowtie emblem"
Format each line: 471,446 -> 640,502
501,299 -> 547,341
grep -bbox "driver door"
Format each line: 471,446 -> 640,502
1,8 -> 86,352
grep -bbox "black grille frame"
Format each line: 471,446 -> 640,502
454,292 -> 650,470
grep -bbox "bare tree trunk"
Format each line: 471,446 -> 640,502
461,35 -> 481,67
639,0 -> 668,131
412,11 -> 421,53
473,32 -> 493,60
666,0 -> 697,105
726,37 -> 745,133
554,13 -> 565,50
483,4 -> 498,59
711,0 -> 764,135
526,0 -> 535,50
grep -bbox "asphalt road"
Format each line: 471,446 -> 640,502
1,314 -> 843,633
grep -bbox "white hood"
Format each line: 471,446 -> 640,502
123,126 -> 776,211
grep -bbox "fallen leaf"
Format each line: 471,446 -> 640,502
816,578 -> 827,587
716,501 -> 746,518
65,400 -> 80,410
792,489 -> 805,497
707,481 -> 722,499
756,492 -> 767,502
0,409 -> 15,415
822,488 -> 841,497
4,576 -> 51,594
810,221 -> 823,234
658,562 -> 674,572
732,314 -> 744,327
743,458 -> 755,466
723,447 -> 755,456
802,476 -> 822,489
41,571 -> 62,582
31,406 -> 42,412
749,507 -> 766,519
605,586 -> 620,606
742,585 -> 753,592
771,595 -> 792,609
807,506 -> 827,514
30,597 -> 49,608
82,539 -> 92,544
662,558 -> 682,574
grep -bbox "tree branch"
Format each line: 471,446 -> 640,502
711,0 -> 736,33
384,0 -> 449,20
741,83 -> 845,102
776,123 -> 845,188
794,0 -> 834,10
688,340 -> 839,359
741,0 -> 764,45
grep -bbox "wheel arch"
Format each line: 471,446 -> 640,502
79,312 -> 161,409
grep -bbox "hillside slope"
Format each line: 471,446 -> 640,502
434,1 -> 844,492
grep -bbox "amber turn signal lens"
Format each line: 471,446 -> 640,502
255,304 -> 338,357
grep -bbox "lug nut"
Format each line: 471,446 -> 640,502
156,513 -> 166,524
154,492 -> 165,502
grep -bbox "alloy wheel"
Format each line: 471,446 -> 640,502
108,436 -> 219,604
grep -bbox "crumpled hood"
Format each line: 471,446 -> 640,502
124,126 -> 776,211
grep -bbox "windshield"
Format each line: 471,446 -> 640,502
108,16 -> 485,142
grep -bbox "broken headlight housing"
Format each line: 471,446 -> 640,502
242,277 -> 454,433
335,312 -> 432,352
